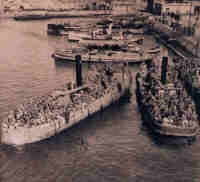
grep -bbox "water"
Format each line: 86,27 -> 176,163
0,18 -> 200,182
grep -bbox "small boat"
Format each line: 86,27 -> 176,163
63,23 -> 81,31
136,60 -> 199,138
67,31 -> 91,41
1,63 -> 132,146
96,17 -> 145,30
52,35 -> 160,64
79,38 -> 128,47
14,13 -> 51,21
52,48 -> 154,64
47,22 -> 92,36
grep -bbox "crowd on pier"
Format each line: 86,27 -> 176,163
137,60 -> 198,128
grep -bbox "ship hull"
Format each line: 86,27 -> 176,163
1,77 -> 131,146
14,15 -> 51,21
52,51 -> 152,64
136,75 -> 199,138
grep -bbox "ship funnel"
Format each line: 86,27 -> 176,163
161,56 -> 168,84
75,55 -> 82,87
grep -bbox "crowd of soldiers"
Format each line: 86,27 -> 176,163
137,61 -> 198,128
2,63 -> 125,131
174,57 -> 200,92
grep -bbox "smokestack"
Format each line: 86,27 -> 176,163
161,56 -> 168,84
75,55 -> 82,87
147,0 -> 154,13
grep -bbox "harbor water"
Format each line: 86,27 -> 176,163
0,18 -> 200,182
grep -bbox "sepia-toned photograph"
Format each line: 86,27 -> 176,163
0,0 -> 200,181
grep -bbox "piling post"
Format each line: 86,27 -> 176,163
75,55 -> 82,87
161,56 -> 168,84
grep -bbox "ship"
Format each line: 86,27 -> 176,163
96,16 -> 146,30
136,59 -> 199,138
14,13 -> 51,21
13,10 -> 111,21
47,23 -> 91,36
146,15 -> 200,109
67,23 -> 132,42
52,43 -> 160,64
78,35 -> 144,47
1,60 -> 132,146
67,31 -> 92,42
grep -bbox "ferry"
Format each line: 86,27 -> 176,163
1,62 -> 132,146
136,61 -> 199,138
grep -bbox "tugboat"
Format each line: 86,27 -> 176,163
136,57 -> 199,138
1,56 -> 132,146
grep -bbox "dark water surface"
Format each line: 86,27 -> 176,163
0,18 -> 200,182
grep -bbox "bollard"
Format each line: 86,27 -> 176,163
161,56 -> 168,84
75,55 -> 82,87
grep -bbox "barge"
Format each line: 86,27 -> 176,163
1,60 -> 132,146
